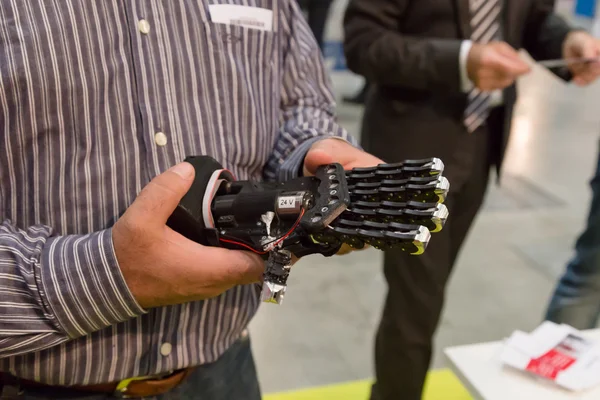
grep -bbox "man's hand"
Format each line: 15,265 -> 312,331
303,138 -> 382,177
112,162 -> 264,310
562,30 -> 600,86
467,41 -> 531,91
303,137 -> 383,255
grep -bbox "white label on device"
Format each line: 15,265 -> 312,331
278,197 -> 297,209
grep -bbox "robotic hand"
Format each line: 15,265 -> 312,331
166,155 -> 450,305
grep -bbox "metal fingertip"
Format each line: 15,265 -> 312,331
411,226 -> 431,255
431,158 -> 445,175
261,282 -> 286,305
430,204 -> 449,232
435,177 -> 450,203
437,176 -> 450,192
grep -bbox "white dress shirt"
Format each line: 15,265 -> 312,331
459,40 -> 504,106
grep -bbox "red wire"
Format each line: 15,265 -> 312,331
270,208 -> 305,248
218,208 -> 306,254
218,238 -> 268,255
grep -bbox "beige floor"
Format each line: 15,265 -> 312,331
249,4 -> 600,394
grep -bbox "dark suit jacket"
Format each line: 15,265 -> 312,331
343,0 -> 574,184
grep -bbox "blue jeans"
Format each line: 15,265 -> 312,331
2,335 -> 261,400
545,145 -> 600,329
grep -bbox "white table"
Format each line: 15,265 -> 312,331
444,329 -> 600,400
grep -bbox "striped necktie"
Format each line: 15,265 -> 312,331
464,0 -> 502,133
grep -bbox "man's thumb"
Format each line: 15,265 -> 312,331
129,162 -> 196,224
303,148 -> 335,176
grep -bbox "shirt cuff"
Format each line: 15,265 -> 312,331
460,40 -> 474,92
40,229 -> 146,338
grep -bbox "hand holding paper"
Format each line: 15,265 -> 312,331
561,31 -> 600,86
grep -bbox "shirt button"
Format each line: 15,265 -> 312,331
138,19 -> 151,34
154,132 -> 168,146
160,342 -> 172,356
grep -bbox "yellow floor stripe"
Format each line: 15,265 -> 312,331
264,369 -> 473,400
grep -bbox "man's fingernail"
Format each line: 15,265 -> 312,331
170,162 -> 194,179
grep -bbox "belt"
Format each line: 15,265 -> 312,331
0,368 -> 195,398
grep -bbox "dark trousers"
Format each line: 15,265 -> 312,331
369,110 -> 499,400
545,140 -> 600,329
297,0 -> 333,50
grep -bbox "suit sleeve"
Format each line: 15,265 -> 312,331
522,0 -> 575,62
343,0 -> 464,93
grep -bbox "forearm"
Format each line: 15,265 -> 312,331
0,220 -> 145,358
343,0 -> 463,92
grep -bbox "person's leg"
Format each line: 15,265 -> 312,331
369,206 -> 454,400
545,144 -> 600,329
296,0 -> 308,14
369,127 -> 492,400
164,333 -> 261,400
306,0 -> 333,51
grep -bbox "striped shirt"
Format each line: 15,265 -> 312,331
0,0 -> 354,386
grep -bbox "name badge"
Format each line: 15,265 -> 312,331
208,4 -> 273,32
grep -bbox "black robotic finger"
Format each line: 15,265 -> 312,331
379,186 -> 441,203
357,229 -> 388,249
353,200 -> 381,209
374,168 -> 406,179
333,227 -> 366,249
406,200 -> 441,209
354,182 -> 382,189
403,188 -> 442,203
335,219 -> 364,228
380,200 -> 408,210
402,158 -> 444,176
380,178 -> 410,187
350,166 -> 378,174
385,226 -> 431,255
350,189 -> 380,202
379,186 -> 408,202
311,231 -> 342,246
388,221 -> 425,232
346,172 -> 378,183
402,204 -> 448,233
408,177 -> 446,194
362,220 -> 388,230
375,208 -> 406,223
372,158 -> 444,178
374,207 -> 435,229
343,207 -> 378,221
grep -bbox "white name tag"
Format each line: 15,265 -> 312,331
208,4 -> 273,32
